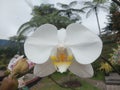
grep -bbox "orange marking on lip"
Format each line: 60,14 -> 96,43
58,53 -> 67,62
50,47 -> 73,73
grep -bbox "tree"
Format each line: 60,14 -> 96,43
95,0 -> 120,6
112,0 -> 120,6
82,0 -> 109,36
105,2 -> 120,40
57,1 -> 84,21
9,35 -> 26,54
17,4 -> 75,36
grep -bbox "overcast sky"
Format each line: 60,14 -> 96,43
0,0 -> 109,39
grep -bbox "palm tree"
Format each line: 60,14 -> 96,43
57,1 -> 84,21
17,4 -> 58,36
82,0 -> 109,36
17,4 -> 75,36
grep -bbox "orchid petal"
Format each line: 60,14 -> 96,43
69,60 -> 94,78
34,60 -> 56,77
66,23 -> 102,64
24,24 -> 58,64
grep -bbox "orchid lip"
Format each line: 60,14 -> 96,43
50,46 -> 73,73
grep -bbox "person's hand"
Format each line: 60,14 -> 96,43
0,76 -> 18,90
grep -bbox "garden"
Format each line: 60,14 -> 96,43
0,0 -> 120,90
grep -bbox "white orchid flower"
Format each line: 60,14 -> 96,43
24,23 -> 102,78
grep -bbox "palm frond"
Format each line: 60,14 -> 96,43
81,5 -> 94,11
86,8 -> 95,18
57,3 -> 69,9
56,2 -> 63,7
69,1 -> 78,7
84,1 -> 93,5
58,10 -> 67,13
98,5 -> 109,12
70,8 -> 85,13
17,22 -> 32,34
18,26 -> 36,36
71,13 -> 82,20
93,0 -> 108,4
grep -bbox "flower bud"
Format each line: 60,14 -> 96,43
12,58 -> 29,75
0,76 -> 18,90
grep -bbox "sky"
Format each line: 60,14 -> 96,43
0,0 -> 109,39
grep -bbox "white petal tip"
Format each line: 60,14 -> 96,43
56,64 -> 69,73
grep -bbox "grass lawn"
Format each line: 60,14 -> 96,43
92,71 -> 105,81
30,72 -> 100,90
35,79 -> 100,90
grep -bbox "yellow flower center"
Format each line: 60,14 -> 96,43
50,47 -> 73,73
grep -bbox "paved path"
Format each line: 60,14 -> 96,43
82,78 -> 106,90
106,85 -> 120,90
105,73 -> 120,90
81,73 -> 120,90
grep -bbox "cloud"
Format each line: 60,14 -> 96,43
0,0 -> 32,36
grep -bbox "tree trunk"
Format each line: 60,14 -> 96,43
94,8 -> 101,36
